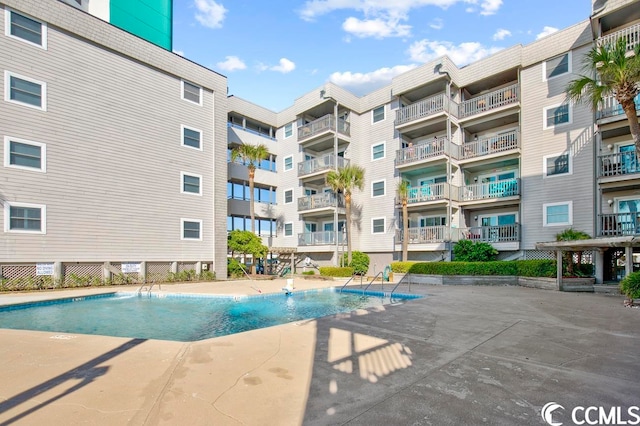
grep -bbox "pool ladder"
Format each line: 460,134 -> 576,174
137,282 -> 157,296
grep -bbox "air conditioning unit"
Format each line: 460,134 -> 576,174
202,263 -> 208,270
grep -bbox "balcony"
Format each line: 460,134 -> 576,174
458,84 -> 519,119
597,22 -> 640,52
298,155 -> 349,178
298,114 -> 350,143
456,130 -> 519,160
599,213 -> 640,237
395,137 -> 447,167
457,178 -> 520,203
396,226 -> 448,243
406,183 -> 449,204
596,93 -> 640,120
298,231 -> 346,246
456,224 -> 520,243
395,94 -> 458,127
598,152 -> 640,178
298,192 -> 345,212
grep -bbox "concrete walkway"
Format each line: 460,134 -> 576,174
0,280 -> 637,425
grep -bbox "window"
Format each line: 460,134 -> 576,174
544,202 -> 572,226
284,222 -> 293,237
372,105 -> 385,123
4,137 -> 45,172
372,217 -> 385,234
544,153 -> 570,177
284,155 -> 293,171
544,52 -> 570,81
284,123 -> 293,138
5,202 -> 45,233
181,219 -> 202,240
181,125 -> 202,150
372,142 -> 385,160
5,9 -> 46,48
181,172 -> 202,195
372,180 -> 385,197
5,72 -> 46,110
284,189 -> 293,204
544,104 -> 571,129
181,80 -> 202,105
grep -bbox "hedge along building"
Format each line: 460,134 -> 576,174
1,0 -> 229,283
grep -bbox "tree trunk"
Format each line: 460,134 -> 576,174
402,200 -> 408,262
346,192 -> 352,265
620,99 -> 640,157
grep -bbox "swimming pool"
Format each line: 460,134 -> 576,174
0,289 -> 421,342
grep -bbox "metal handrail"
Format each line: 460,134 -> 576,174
363,272 -> 384,293
339,276 -> 355,293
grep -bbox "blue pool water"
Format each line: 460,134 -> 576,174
0,289 -> 420,342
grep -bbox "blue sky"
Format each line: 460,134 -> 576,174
172,0 -> 593,112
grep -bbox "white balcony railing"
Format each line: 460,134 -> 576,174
298,231 -> 346,246
395,137 -> 447,166
597,22 -> 640,52
457,130 -> 519,160
395,94 -> 458,126
596,93 -> 640,120
298,154 -> 349,177
458,84 -> 519,118
599,213 -> 640,237
598,152 -> 640,177
458,178 -> 520,202
298,114 -> 350,142
405,183 -> 449,204
396,226 -> 448,243
455,224 -> 520,243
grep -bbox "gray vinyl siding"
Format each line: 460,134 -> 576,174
519,38 -> 595,248
1,1 -> 228,275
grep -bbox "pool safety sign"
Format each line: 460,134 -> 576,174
36,263 -> 54,276
121,262 -> 141,273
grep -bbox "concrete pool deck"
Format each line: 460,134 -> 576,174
0,279 -> 638,425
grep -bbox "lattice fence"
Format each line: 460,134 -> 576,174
523,250 -> 556,260
109,262 -> 143,285
178,262 -> 197,273
147,262 -> 172,283
63,263 -> 103,287
0,264 -> 55,290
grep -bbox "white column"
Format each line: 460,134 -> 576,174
625,246 -> 633,278
595,250 -> 604,284
556,250 -> 563,290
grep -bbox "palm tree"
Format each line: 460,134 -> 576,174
566,37 -> 640,154
397,180 -> 410,262
555,228 -> 591,276
326,164 -> 365,265
230,143 -> 270,234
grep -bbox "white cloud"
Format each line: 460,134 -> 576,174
173,50 -> 185,56
329,64 -> 417,94
536,26 -> 559,40
408,39 -> 502,66
343,17 -> 411,38
194,0 -> 227,29
429,18 -> 444,30
479,0 -> 502,15
216,56 -> 247,72
269,58 -> 296,73
492,28 -> 511,41
299,0 -> 503,38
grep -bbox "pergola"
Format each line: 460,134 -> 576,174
535,236 -> 640,285
268,247 -> 298,275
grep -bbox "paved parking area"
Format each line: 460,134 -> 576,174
0,281 -> 637,425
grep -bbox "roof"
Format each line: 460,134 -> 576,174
535,236 -> 640,251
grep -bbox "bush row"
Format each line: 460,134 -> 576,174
319,266 -> 355,277
389,260 -> 556,278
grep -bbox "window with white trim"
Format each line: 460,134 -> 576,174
284,222 -> 293,236
181,80 -> 202,105
181,219 -> 202,240
372,217 -> 385,234
5,202 -> 45,233
544,104 -> 571,129
284,155 -> 293,171
181,172 -> 202,195
372,180 -> 385,197
284,123 -> 293,138
284,189 -> 293,204
543,201 -> 572,226
4,136 -> 45,172
5,71 -> 46,110
372,105 -> 385,123
544,153 -> 570,177
5,9 -> 47,49
543,52 -> 570,81
371,142 -> 385,160
182,125 -> 202,150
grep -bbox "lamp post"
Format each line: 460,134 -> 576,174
321,90 -> 340,266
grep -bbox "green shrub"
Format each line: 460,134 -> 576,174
227,259 -> 246,278
390,261 -> 418,273
453,240 -> 498,262
342,251 -> 370,275
199,270 -> 216,281
319,266 -> 354,277
403,260 -> 556,277
620,271 -> 640,299
515,260 -> 556,278
302,270 -> 315,276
